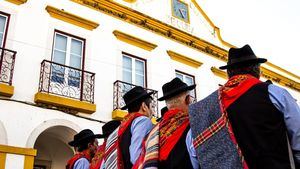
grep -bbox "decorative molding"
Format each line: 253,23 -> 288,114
191,0 -> 300,83
4,0 -> 27,5
70,0 -> 228,61
113,30 -> 157,51
0,84 -> 14,98
211,66 -> 300,92
190,0 -> 234,48
123,0 -> 137,3
265,62 -> 300,81
211,67 -> 227,79
260,67 -> 300,92
167,50 -> 202,68
70,0 -> 300,93
45,5 -> 99,31
34,92 -> 96,114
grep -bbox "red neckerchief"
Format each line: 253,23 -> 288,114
90,141 -> 106,169
159,109 -> 189,161
219,74 -> 260,169
117,112 -> 145,169
220,74 -> 261,109
66,149 -> 91,169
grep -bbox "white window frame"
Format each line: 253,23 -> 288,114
52,31 -> 84,69
122,53 -> 146,87
176,70 -> 196,100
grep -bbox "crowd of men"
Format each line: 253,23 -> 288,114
66,45 -> 300,169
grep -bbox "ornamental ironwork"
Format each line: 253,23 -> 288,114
0,47 -> 16,85
38,60 -> 95,103
113,80 -> 159,118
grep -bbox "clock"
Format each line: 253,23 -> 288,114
172,0 -> 190,23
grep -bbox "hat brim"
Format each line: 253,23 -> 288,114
121,91 -> 154,110
68,134 -> 102,147
219,58 -> 267,70
158,84 -> 196,101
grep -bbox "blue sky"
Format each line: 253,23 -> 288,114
200,0 -> 300,74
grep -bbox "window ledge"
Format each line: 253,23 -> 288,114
4,0 -> 27,5
112,109 -> 157,124
45,5 -> 99,30
113,30 -> 157,51
34,92 -> 96,114
0,84 -> 14,97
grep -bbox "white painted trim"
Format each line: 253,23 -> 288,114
26,119 -> 81,148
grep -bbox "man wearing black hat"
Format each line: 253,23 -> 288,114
90,120 -> 121,169
134,78 -> 199,169
189,44 -> 300,169
103,86 -> 154,169
66,129 -> 101,169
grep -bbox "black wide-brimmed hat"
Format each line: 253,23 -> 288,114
68,129 -> 101,147
99,120 -> 121,138
219,44 -> 267,70
158,78 -> 196,101
121,86 -> 154,110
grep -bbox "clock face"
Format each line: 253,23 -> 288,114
172,0 -> 189,23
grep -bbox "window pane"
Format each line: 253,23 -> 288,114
0,16 -> 6,33
123,70 -> 132,84
122,56 -> 132,83
0,15 -> 7,47
135,60 -> 145,86
71,39 -> 83,56
185,76 -> 194,86
54,34 -> 67,51
136,74 -> 144,87
135,60 -> 144,75
0,35 -> 3,47
176,73 -> 184,81
53,50 -> 66,64
70,55 -> 81,69
123,56 -> 132,70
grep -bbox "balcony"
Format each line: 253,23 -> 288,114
112,80 -> 159,120
0,47 -> 16,97
34,60 -> 96,114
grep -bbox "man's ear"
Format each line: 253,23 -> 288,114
141,102 -> 147,112
185,95 -> 191,105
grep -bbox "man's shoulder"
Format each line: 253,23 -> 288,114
190,90 -> 219,109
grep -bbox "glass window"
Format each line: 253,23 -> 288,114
135,60 -> 145,87
176,71 -> 196,101
51,32 -> 84,88
0,14 -> 8,47
122,53 -> 146,87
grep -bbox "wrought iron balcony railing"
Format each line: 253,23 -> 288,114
113,80 -> 159,117
38,60 -> 95,103
0,47 -> 16,85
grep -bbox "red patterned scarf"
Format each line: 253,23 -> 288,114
159,109 -> 190,160
66,149 -> 91,169
219,74 -> 261,169
133,109 -> 189,169
90,141 -> 106,169
104,112 -> 145,169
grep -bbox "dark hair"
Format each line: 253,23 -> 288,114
227,63 -> 260,78
77,138 -> 95,152
128,97 -> 152,113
